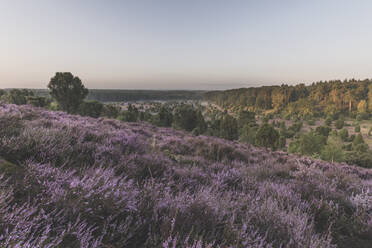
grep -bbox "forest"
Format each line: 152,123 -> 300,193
204,79 -> 372,118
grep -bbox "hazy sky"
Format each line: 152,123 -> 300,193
2,0 -> 372,90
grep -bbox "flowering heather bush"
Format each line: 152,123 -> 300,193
0,103 -> 372,247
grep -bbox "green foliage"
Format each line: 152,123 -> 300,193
239,124 -> 257,145
48,72 -> 89,113
335,118 -> 344,129
139,111 -> 152,122
118,104 -> 139,122
26,96 -> 50,107
173,104 -> 199,132
306,119 -> 315,126
205,79 -> 372,123
288,132 -> 327,156
78,100 -> 104,118
154,106 -> 173,127
354,125 -> 360,133
279,122 -> 287,136
315,126 -> 331,137
352,133 -> 364,147
344,133 -> 372,168
320,137 -> 344,163
288,121 -> 303,133
219,114 -> 238,140
237,110 -> 256,128
368,127 -> 372,136
345,150 -> 372,168
339,129 -> 349,142
101,104 -> 119,118
6,89 -> 34,105
282,121 -> 303,138
325,117 -> 332,126
278,136 -> 286,148
255,123 -> 279,150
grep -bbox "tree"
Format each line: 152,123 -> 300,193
237,110 -> 255,129
353,133 -> 364,147
219,114 -> 238,140
321,142 -> 344,163
368,84 -> 372,112
195,110 -> 207,134
118,104 -> 138,122
279,122 -> 288,137
0,89 -> 6,97
255,123 -> 279,150
102,104 -> 119,118
335,118 -> 344,129
7,89 -> 34,105
355,125 -> 360,133
315,126 -> 331,137
339,129 -> 349,142
48,72 -> 88,113
154,106 -> 173,127
278,136 -> 286,148
357,100 -> 367,113
78,100 -> 103,118
26,96 -> 50,107
239,124 -> 257,145
173,104 -> 198,131
288,132 -> 326,156
325,117 -> 332,126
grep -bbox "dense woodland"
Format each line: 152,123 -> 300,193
204,79 -> 372,118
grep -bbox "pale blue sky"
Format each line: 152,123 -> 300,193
1,0 -> 372,89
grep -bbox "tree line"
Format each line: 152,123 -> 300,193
204,79 -> 372,119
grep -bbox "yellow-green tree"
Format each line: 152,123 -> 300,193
357,100 -> 367,113
368,84 -> 372,112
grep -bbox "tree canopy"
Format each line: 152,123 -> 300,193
48,72 -> 88,113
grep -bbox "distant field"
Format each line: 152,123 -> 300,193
12,89 -> 205,102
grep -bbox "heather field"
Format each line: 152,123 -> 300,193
1,103 -> 372,248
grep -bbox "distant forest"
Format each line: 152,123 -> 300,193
204,79 -> 372,117
28,89 -> 204,102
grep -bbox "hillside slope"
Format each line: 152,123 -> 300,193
0,103 -> 371,247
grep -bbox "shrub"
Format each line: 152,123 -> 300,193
255,123 -> 279,150
339,129 -> 349,142
354,125 -> 360,133
102,104 -> 119,118
306,119 -> 315,126
325,117 -> 332,126
26,96 -> 50,107
78,100 -> 104,118
316,126 -> 331,137
335,119 -> 344,129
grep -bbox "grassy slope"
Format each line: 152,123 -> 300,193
0,103 -> 371,247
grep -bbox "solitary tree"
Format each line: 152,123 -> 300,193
48,72 -> 88,113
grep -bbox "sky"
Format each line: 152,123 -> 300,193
1,0 -> 372,90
